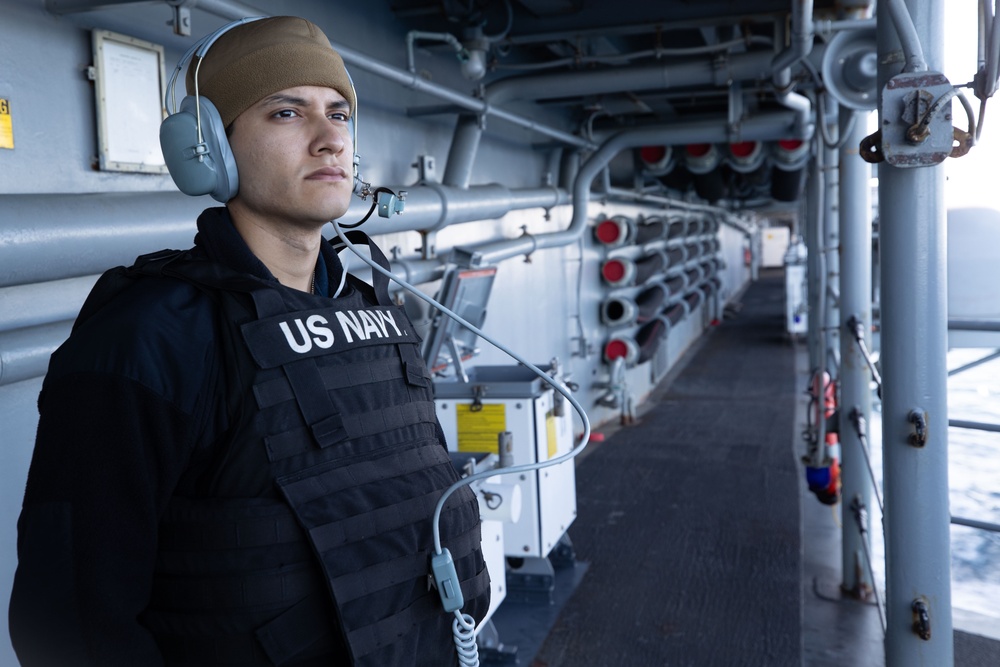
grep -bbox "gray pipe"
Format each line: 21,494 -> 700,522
345,258 -> 447,294
486,52 -> 775,106
0,276 -> 98,331
0,321 -> 73,387
1,185 -> 569,288
443,115 -> 486,188
773,0 -> 816,75
45,0 -> 262,16
771,0 -> 817,139
452,112 -> 796,267
884,0 -> 929,72
570,190 -> 758,241
878,1 -> 953,663
345,184 -> 570,236
0,193 -> 204,287
188,0 -> 263,16
838,106 -> 874,596
445,50 -> 778,188
332,42 -> 593,150
406,31 -> 465,74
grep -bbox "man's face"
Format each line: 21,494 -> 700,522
227,85 -> 354,229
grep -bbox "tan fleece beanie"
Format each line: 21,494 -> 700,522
186,16 -> 356,128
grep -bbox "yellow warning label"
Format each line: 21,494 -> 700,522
0,99 -> 13,150
456,403 -> 506,453
546,411 -> 557,460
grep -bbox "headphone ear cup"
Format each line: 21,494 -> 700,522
159,96 -> 239,202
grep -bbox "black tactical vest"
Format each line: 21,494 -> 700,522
130,233 -> 490,666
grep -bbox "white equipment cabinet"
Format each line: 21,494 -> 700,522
783,235 -> 809,337
434,365 -> 577,559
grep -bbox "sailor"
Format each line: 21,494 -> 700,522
8,16 -> 490,666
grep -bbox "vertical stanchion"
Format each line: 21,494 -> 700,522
877,1 -> 953,664
823,97 -> 841,377
839,106 -> 874,596
804,156 -> 823,377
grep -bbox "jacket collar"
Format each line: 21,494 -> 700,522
193,207 -> 345,297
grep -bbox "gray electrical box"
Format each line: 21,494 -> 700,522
434,365 -> 577,558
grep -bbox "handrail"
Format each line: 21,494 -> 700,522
847,315 -> 883,397
849,497 -> 887,635
950,515 -> 1000,533
947,349 -> 1000,376
949,419 -> 1000,434
848,407 -> 884,515
949,319 -> 1000,332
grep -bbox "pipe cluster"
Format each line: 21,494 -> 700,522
594,213 -> 724,367
635,139 -> 811,204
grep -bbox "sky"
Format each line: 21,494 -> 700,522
942,0 -> 996,210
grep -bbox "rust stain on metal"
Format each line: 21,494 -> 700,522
886,73 -> 949,90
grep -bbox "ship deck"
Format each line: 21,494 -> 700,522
489,270 -> 1000,666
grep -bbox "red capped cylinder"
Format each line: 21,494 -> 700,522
684,143 -> 719,174
726,141 -> 765,173
771,138 -> 810,202
684,144 -> 724,203
600,257 -> 636,287
603,337 -> 640,365
638,145 -> 674,175
593,215 -> 634,247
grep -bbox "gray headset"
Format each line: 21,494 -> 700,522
160,17 -> 362,203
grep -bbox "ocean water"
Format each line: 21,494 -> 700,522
869,348 -> 1000,624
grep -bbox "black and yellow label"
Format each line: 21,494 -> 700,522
0,98 -> 13,149
546,410 -> 557,460
456,403 -> 506,453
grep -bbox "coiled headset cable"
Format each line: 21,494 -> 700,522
330,219 -> 592,667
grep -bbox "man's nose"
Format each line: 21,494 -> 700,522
312,117 -> 347,155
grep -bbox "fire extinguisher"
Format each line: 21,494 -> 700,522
806,371 -> 840,505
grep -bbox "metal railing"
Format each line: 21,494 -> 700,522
849,497 -> 887,634
846,315 -> 883,397
847,408 -> 884,514
841,322 -> 1000,642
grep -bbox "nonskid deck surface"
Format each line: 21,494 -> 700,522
532,271 -> 802,666
490,270 -> 1000,667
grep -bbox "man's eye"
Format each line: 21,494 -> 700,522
330,112 -> 348,121
274,109 -> 298,118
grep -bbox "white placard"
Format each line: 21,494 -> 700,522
92,30 -> 167,173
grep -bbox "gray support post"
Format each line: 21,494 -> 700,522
823,97 -> 841,376
839,107 -> 874,596
877,1 -> 953,665
805,157 -> 823,378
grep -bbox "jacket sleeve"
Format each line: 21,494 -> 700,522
9,371 -> 199,666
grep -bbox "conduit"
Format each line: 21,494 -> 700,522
602,273 -> 715,368
1,186 -> 570,287
0,193 -> 205,287
634,217 -> 668,245
600,283 -> 669,328
451,112 -> 798,268
0,322 -> 73,386
347,183 -> 569,235
771,0 -> 817,139
443,48 -> 799,187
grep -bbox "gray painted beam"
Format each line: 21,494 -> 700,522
877,1 -> 954,664
839,107 -> 874,595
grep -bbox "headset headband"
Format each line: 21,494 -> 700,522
164,17 -> 266,115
